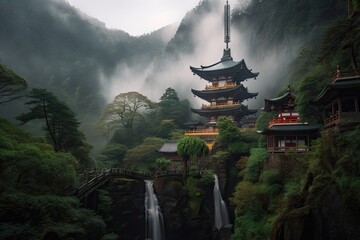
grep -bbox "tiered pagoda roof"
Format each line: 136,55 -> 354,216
264,86 -> 296,112
190,56 -> 259,84
313,69 -> 360,105
191,105 -> 256,121
188,0 -> 258,126
191,84 -> 257,102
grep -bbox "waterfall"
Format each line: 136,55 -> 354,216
145,180 -> 165,240
213,174 -> 230,230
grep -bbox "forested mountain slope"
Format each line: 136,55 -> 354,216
0,0 -> 173,121
0,0 -> 348,129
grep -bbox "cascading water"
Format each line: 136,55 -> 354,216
145,180 -> 165,240
213,174 -> 230,230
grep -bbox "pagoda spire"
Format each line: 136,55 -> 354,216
222,0 -> 232,61
224,0 -> 231,50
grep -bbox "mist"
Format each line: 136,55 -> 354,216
101,0 -> 301,113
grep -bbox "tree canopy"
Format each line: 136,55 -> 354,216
177,136 -> 209,179
0,63 -> 27,105
96,91 -> 154,130
17,88 -> 94,168
217,116 -> 249,156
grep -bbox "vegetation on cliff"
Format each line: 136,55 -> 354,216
0,118 -> 107,239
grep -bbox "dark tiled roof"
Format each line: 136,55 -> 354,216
260,124 -> 321,135
158,141 -> 178,153
190,59 -> 258,83
191,85 -> 257,102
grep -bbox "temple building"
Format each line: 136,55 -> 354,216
260,87 -> 320,153
186,0 -> 259,149
313,66 -> 360,132
157,140 -> 182,169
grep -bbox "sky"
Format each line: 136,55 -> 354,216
66,0 -> 201,36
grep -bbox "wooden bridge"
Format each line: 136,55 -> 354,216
73,168 -> 183,200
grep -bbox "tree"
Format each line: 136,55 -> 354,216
0,63 -> 27,105
16,89 -> 94,168
177,136 -> 209,180
217,116 -> 249,156
318,2 -> 360,69
96,91 -> 154,130
158,87 -> 191,127
123,137 -> 165,168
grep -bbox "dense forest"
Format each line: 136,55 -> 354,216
0,0 -> 359,239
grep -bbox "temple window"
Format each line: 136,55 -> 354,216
341,97 -> 356,112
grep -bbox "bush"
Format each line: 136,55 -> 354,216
260,169 -> 282,185
244,148 -> 269,183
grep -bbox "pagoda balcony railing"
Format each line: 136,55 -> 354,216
267,146 -> 309,153
324,112 -> 340,128
205,82 -> 237,90
331,68 -> 360,83
202,102 -> 240,109
268,117 -> 300,128
185,129 -> 219,135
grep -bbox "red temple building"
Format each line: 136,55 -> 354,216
186,0 -> 259,149
260,87 -> 320,153
313,66 -> 360,132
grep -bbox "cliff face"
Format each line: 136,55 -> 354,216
154,176 -> 215,240
270,129 -> 360,240
272,176 -> 360,240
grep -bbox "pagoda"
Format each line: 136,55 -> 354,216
313,66 -> 360,132
186,0 -> 259,149
260,86 -> 320,153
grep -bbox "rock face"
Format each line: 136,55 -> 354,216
154,176 -> 215,240
104,178 -> 145,240
272,179 -> 360,240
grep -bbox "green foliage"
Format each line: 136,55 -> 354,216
244,148 -> 269,183
177,136 -> 208,179
255,111 -> 277,132
185,176 -> 204,217
217,116 -> 250,155
177,136 -> 209,160
230,182 -> 271,240
100,144 -> 128,165
199,169 -> 215,185
16,88 -> 94,169
96,91 -> 154,130
123,137 -> 165,168
155,158 -> 171,172
0,118 -> 107,239
0,63 -> 27,104
260,169 -> 282,186
0,118 -> 77,194
97,189 -> 113,223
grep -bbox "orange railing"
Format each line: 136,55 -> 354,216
185,129 -> 219,134
331,68 -> 360,83
202,102 -> 240,109
205,82 -> 237,90
268,117 -> 300,127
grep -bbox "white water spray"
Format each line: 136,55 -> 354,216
145,180 -> 165,240
213,174 -> 230,230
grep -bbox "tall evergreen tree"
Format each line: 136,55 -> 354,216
17,88 -> 94,168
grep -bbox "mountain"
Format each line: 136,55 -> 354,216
0,0 -> 348,128
0,0 -> 174,121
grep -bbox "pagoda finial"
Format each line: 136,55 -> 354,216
224,0 -> 231,50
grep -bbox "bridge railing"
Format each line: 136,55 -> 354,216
73,168 -> 186,199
